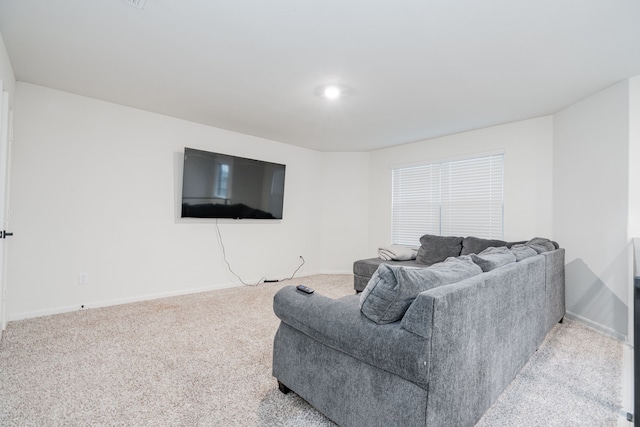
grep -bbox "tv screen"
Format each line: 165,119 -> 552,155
181,147 -> 286,219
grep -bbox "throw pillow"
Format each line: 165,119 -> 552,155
510,244 -> 538,261
415,234 -> 463,265
359,255 -> 482,324
470,246 -> 516,272
526,237 -> 556,253
460,236 -> 508,255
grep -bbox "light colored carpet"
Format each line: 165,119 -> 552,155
0,274 -> 623,426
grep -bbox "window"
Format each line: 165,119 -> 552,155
213,160 -> 232,199
391,153 -> 504,246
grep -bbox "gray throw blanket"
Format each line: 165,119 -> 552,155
377,245 -> 418,261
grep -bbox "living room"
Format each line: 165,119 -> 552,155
0,1 -> 638,426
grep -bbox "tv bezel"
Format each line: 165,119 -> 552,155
180,147 -> 286,220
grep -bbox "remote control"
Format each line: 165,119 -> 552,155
296,284 -> 314,294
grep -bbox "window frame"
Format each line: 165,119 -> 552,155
391,151 -> 504,246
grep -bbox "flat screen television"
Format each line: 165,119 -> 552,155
181,147 -> 286,219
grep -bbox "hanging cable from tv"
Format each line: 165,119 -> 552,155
214,219 -> 305,286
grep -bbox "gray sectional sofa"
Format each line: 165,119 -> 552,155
353,235 -> 533,292
272,236 -> 565,427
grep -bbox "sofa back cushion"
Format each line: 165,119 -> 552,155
470,246 -> 516,272
359,255 -> 483,324
460,236 -> 508,255
526,237 -> 557,253
416,235 -> 463,265
510,244 -> 538,261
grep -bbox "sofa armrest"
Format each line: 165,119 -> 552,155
273,286 -> 432,387
540,248 -> 566,331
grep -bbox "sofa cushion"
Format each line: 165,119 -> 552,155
353,258 -> 424,279
526,237 -> 556,253
470,246 -> 516,272
416,234 -> 463,265
460,236 -> 508,255
510,244 -> 538,261
359,255 -> 483,324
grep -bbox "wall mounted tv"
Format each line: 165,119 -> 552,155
181,147 -> 286,219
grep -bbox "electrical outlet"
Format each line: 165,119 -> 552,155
78,272 -> 89,286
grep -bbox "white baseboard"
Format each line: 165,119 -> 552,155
565,310 -> 628,342
6,271 -> 355,323
9,303 -> 84,322
316,269 -> 353,275
7,281 -> 245,322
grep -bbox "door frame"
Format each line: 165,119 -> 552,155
0,82 -> 11,333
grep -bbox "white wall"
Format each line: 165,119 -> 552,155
629,77 -> 640,242
628,76 -> 640,341
367,116 -> 554,255
319,152 -> 370,272
0,32 -> 15,100
553,80 -> 630,339
6,82 -> 368,320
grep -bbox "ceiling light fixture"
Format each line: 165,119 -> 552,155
315,83 -> 351,101
323,85 -> 342,100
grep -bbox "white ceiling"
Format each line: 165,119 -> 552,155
0,0 -> 639,152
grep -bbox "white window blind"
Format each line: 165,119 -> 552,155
392,154 -> 504,246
